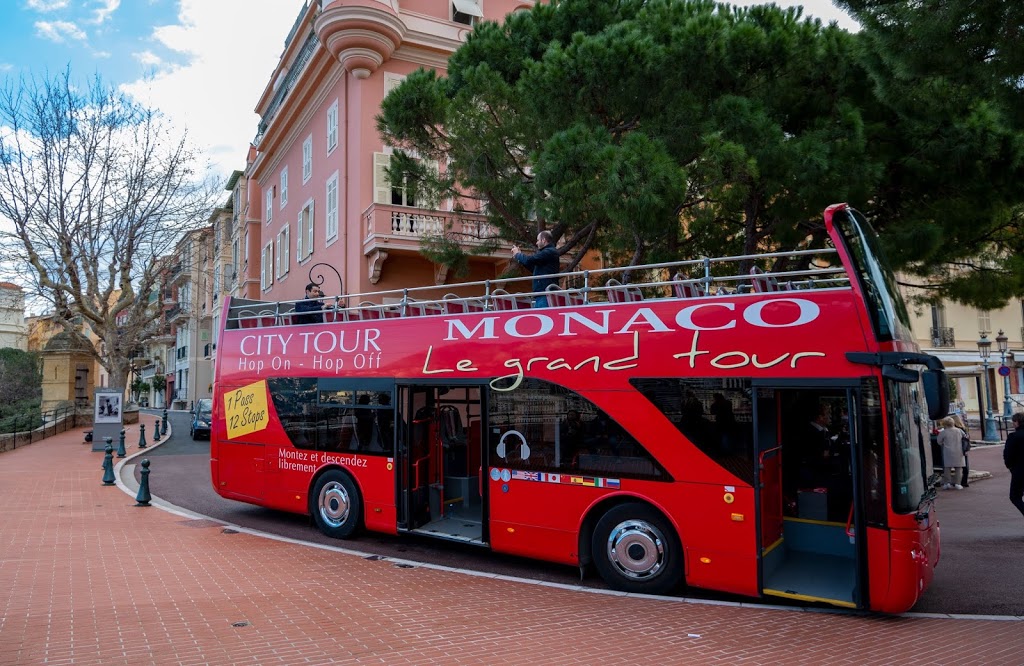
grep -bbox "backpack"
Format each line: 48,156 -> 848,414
961,430 -> 972,453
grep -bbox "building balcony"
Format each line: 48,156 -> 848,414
930,326 -> 956,348
151,323 -> 175,343
361,203 -> 512,283
167,305 -> 190,324
171,262 -> 192,286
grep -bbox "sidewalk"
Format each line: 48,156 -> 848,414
1,422 -> 1023,665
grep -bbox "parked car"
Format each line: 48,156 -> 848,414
190,398 -> 213,440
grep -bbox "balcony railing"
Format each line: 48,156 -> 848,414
930,326 -> 955,348
254,30 -> 320,146
167,305 -> 190,323
363,204 -> 503,246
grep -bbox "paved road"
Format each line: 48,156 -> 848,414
143,410 -> 1024,616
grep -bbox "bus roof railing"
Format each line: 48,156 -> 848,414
225,247 -> 851,329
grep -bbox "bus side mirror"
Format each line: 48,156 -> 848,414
922,369 -> 950,421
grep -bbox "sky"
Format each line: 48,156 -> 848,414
0,0 -> 858,183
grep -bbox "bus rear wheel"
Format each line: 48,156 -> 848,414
312,471 -> 361,539
592,503 -> 683,595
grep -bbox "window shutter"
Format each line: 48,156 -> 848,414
282,227 -> 290,274
373,152 -> 391,204
305,200 -> 314,257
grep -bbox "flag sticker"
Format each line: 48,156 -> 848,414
504,471 -> 620,489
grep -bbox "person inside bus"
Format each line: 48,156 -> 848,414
585,411 -> 622,457
710,393 -> 736,453
293,282 -> 326,324
511,230 -> 559,308
798,402 -> 839,486
354,394 -> 375,451
376,393 -> 395,451
937,416 -> 966,490
560,409 -> 586,466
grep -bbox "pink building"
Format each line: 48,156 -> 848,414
240,0 -> 534,304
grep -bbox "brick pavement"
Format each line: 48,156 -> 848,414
1,418 -> 1022,666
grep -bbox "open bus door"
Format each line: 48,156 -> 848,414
396,382 -> 487,545
754,384 -> 867,609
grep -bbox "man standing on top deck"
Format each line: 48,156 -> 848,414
511,230 -> 560,308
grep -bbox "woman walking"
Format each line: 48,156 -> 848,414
937,416 -> 966,490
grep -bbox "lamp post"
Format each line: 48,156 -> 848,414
996,329 -> 1012,418
977,333 -> 1000,442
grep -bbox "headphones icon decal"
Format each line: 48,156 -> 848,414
496,430 -> 530,461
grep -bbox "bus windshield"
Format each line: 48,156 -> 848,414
832,208 -> 913,343
886,379 -> 932,514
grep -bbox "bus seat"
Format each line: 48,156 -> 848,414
750,266 -> 779,293
258,310 -> 277,327
671,273 -> 706,299
607,279 -> 643,303
464,298 -> 488,313
491,289 -> 516,311
545,283 -> 567,307
358,301 -> 382,319
237,309 -> 259,328
442,293 -> 467,314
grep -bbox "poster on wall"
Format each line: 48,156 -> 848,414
94,392 -> 123,424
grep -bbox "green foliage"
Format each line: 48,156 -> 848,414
150,374 -> 166,392
0,348 -> 41,407
378,0 -> 1024,305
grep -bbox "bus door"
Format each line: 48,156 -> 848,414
395,382 -> 487,545
753,383 -> 866,609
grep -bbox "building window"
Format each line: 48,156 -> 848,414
261,242 -> 273,290
265,188 -> 273,224
280,167 -> 288,207
327,99 -> 338,154
302,135 -> 313,183
452,0 -> 483,26
276,225 -> 290,279
326,172 -> 339,242
373,152 -> 437,207
978,309 -> 991,334
297,199 -> 314,262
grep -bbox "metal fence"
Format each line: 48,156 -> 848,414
0,405 -> 81,453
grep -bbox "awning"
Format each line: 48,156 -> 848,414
453,0 -> 484,18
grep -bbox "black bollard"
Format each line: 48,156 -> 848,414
152,418 -> 161,442
102,442 -> 115,485
161,413 -> 167,437
117,429 -> 127,458
138,423 -> 147,449
135,459 -> 152,506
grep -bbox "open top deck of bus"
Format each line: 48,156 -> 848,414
225,246 -> 852,329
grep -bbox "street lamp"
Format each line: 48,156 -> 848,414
996,329 -> 1012,418
977,332 -> 1000,442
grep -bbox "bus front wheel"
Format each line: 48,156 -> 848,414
592,503 -> 683,595
311,471 -> 361,539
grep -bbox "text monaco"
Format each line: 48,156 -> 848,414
442,299 -> 822,341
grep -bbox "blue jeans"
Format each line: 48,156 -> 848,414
532,295 -> 548,308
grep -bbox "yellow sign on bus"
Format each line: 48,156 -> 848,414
223,380 -> 269,439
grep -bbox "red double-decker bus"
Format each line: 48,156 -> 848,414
210,204 -> 948,612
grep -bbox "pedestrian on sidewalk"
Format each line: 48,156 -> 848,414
1003,411 -> 1024,518
937,416 -> 965,490
952,413 -> 971,487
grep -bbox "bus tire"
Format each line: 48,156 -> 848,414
311,470 -> 361,539
592,503 -> 683,595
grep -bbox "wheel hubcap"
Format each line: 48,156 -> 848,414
606,519 -> 666,580
318,481 -> 350,528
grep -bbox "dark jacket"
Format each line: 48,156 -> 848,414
1004,424 -> 1024,474
293,298 -> 324,324
514,245 -> 560,294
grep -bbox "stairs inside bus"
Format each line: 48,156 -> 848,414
762,517 -> 858,608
